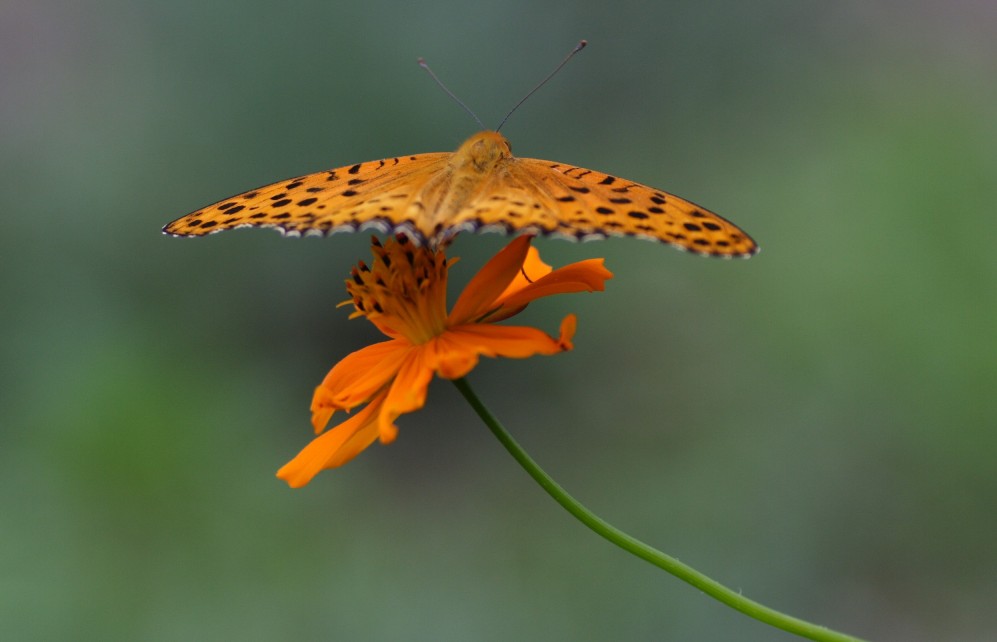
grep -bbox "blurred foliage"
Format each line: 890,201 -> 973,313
2,1 -> 995,640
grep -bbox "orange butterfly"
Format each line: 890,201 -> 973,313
163,129 -> 757,258
165,42 -> 757,258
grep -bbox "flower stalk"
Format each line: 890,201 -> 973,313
452,377 -> 868,642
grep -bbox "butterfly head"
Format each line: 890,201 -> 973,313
453,131 -> 513,174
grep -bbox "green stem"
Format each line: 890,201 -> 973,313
452,377 -> 868,642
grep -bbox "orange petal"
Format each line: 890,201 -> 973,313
448,235 -> 533,325
431,319 -> 575,379
558,313 -> 577,350
309,401 -> 336,435
494,246 -> 552,301
377,347 -> 434,442
278,393 -> 385,488
310,339 -> 413,432
419,333 -> 482,381
487,259 -> 613,322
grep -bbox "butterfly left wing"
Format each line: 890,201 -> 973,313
164,153 -> 451,241
448,156 -> 757,258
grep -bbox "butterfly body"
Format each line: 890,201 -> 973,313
164,130 -> 757,257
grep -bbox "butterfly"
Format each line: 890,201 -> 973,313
163,129 -> 758,258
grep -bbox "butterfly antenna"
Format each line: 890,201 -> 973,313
495,40 -> 587,133
418,57 -> 487,130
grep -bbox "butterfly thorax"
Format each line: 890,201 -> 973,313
451,130 -> 513,172
421,131 -> 514,243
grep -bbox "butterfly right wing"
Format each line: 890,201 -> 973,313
164,152 -> 452,242
467,157 -> 758,258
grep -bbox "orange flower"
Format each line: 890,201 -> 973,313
277,234 -> 613,487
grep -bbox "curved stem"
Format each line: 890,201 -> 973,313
452,377 -> 868,642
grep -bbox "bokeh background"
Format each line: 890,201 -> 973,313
3,1 -> 995,640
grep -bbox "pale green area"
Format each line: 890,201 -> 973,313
2,1 -> 995,640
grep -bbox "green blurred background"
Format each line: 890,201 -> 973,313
3,1 -> 995,640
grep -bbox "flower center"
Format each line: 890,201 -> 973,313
346,236 -> 451,344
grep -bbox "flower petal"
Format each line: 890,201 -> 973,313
487,258 -> 613,322
430,317 -> 576,379
495,246 -> 552,301
278,393 -> 385,488
422,333 -> 482,381
310,339 -> 413,433
377,347 -> 434,442
448,235 -> 533,325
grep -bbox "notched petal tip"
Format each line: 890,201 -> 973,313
310,404 -> 335,435
558,314 -> 577,351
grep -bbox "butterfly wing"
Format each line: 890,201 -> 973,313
449,156 -> 758,258
163,153 -> 451,241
